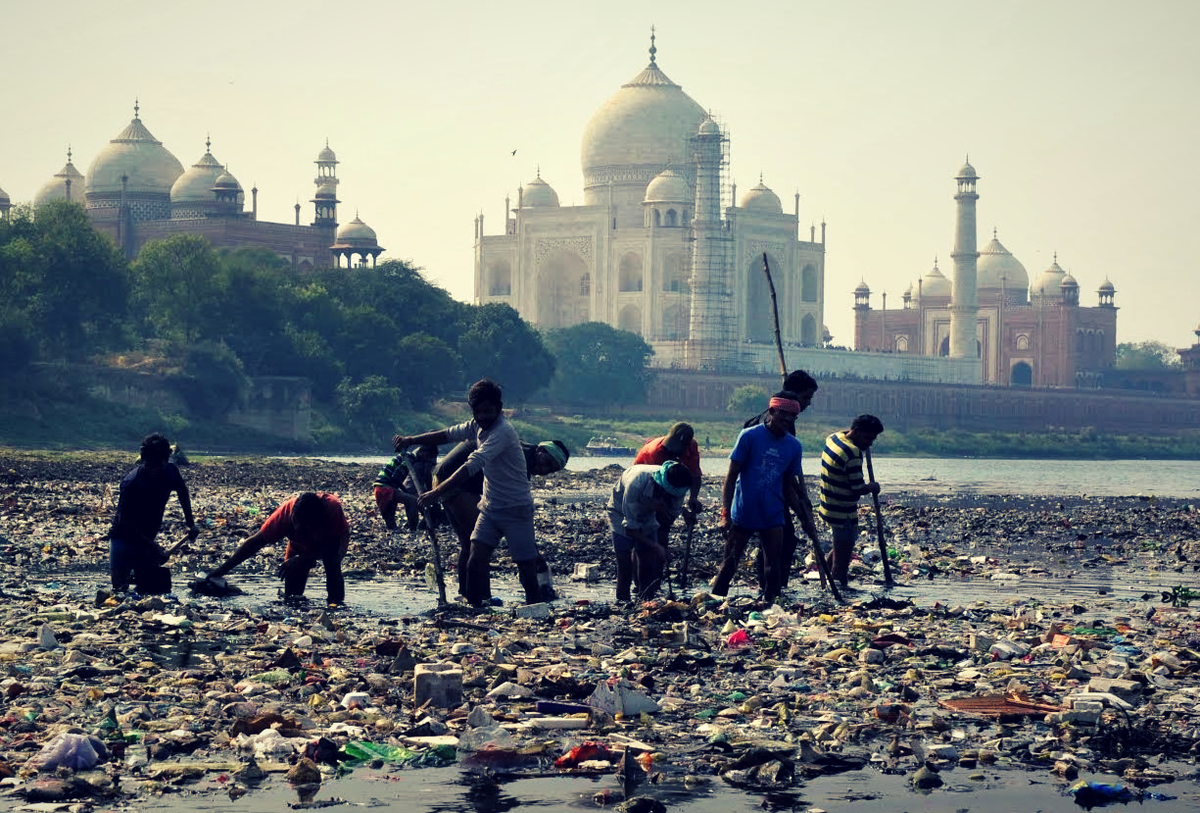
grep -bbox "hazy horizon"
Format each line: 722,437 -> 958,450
4,0 -> 1197,351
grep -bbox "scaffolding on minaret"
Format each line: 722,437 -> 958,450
684,114 -> 738,371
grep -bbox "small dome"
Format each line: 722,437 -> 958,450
171,143 -> 225,203
35,151 -> 87,206
957,160 -> 977,179
213,170 -> 240,190
313,179 -> 338,199
854,280 -> 870,295
643,168 -> 690,203
921,262 -> 953,298
698,117 -> 720,135
977,232 -> 1029,292
903,283 -> 913,297
335,214 -> 378,246
740,180 -> 782,214
86,107 -> 184,198
1098,279 -> 1115,293
317,142 -> 337,163
1031,257 -> 1066,296
1061,273 -> 1078,288
521,174 -> 560,208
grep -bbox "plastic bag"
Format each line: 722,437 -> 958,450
30,733 -> 107,771
554,741 -> 616,769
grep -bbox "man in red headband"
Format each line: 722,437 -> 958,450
712,390 -> 811,603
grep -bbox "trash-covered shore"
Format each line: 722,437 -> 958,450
2,451 -> 1200,810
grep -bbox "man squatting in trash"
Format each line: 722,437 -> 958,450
632,421 -> 703,588
373,444 -> 439,532
109,433 -> 198,591
742,370 -> 822,587
392,378 -> 545,607
432,436 -> 569,603
818,414 -> 884,588
205,491 -> 351,604
608,461 -> 693,602
713,391 -> 810,604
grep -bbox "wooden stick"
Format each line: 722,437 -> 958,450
761,253 -> 788,381
401,451 -> 448,606
762,253 -> 840,602
865,449 -> 894,586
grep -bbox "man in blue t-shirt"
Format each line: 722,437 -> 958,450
712,391 -> 809,603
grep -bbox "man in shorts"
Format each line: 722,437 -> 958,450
818,414 -> 884,588
393,378 -> 544,607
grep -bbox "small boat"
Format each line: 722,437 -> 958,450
585,436 -> 634,457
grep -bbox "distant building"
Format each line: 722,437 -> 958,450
22,103 -> 384,269
853,160 -> 1118,388
473,32 -> 826,372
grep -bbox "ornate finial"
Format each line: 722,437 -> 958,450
1054,251 -> 1058,263
134,98 -> 140,118
325,137 -> 329,148
67,146 -> 72,162
649,25 -> 656,64
206,133 -> 211,152
759,172 -> 763,184
536,163 -> 541,178
993,226 -> 997,239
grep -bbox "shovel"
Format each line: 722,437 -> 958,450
865,449 -> 894,586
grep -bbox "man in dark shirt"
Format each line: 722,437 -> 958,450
109,433 -> 197,591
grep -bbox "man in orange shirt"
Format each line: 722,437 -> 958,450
632,422 -> 703,592
206,491 -> 351,605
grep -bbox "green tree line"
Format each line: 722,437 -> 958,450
0,201 -> 655,444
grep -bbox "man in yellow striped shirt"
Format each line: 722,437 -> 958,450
818,415 -> 884,587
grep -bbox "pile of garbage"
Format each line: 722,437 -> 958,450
0,451 -> 1199,809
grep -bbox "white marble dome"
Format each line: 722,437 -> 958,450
854,280 -> 870,295
921,262 -> 952,298
1098,279 -> 1115,293
335,215 -> 378,246
740,180 -> 782,214
521,174 -> 560,208
317,143 -> 337,163
977,233 -> 1029,292
85,109 -> 184,197
580,43 -> 707,205
1031,258 -> 1067,296
171,144 -> 225,204
957,160 -> 978,179
35,151 -> 87,206
213,170 -> 239,191
643,168 -> 690,203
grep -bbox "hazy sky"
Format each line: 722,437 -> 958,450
4,1 -> 1198,350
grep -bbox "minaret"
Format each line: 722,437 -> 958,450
312,139 -> 339,228
949,158 -> 979,358
685,116 -> 733,369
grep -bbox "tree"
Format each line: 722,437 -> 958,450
132,234 -> 222,344
1115,340 -> 1181,370
458,302 -> 556,404
727,384 -> 769,414
544,321 -> 655,406
336,375 -> 404,442
0,201 -> 129,361
211,248 -> 293,375
392,333 -> 463,408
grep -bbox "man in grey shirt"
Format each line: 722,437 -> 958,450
394,378 -> 542,607
608,461 -> 691,602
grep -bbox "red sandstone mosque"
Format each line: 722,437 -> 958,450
13,103 -> 385,270
852,160 -> 1118,388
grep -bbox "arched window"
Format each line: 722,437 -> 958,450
895,335 -> 909,353
666,209 -> 677,227
488,260 -> 512,296
619,253 -> 643,292
939,336 -> 950,357
801,264 -> 818,302
801,314 -> 817,345
661,253 -> 688,293
618,304 -> 642,335
579,272 -> 591,297
1015,333 -> 1030,351
1011,361 -> 1033,386
653,210 -> 661,227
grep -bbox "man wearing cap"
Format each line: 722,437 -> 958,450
608,461 -> 693,602
818,414 -> 885,588
433,437 -> 570,603
713,390 -> 810,604
633,422 -> 703,574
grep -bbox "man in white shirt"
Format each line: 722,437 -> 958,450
608,461 -> 692,602
393,378 -> 542,606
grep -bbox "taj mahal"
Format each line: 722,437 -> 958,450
473,33 -> 827,372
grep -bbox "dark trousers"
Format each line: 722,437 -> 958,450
283,551 -> 346,604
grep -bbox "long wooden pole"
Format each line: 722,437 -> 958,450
402,451 -> 448,606
761,253 -> 841,602
864,448 -> 894,586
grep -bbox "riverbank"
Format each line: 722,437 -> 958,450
2,452 -> 1200,811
